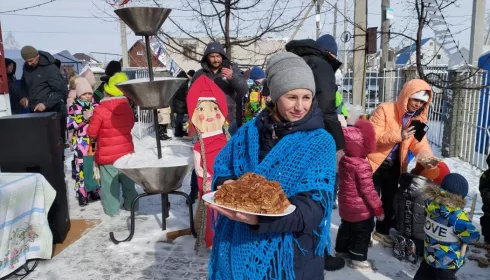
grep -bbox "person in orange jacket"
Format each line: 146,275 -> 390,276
367,79 -> 436,247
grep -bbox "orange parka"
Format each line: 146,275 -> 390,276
367,79 -> 433,173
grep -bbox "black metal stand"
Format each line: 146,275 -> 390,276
11,259 -> 39,279
109,191 -> 197,245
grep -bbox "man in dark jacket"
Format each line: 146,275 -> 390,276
286,35 -> 345,272
172,70 -> 190,137
5,58 -> 21,114
18,46 -> 68,149
191,42 -> 248,134
286,35 -> 345,151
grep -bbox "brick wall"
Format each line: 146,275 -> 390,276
127,40 -> 164,68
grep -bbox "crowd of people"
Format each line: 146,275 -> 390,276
4,34 -> 489,280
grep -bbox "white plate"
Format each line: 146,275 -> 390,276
202,191 -> 296,217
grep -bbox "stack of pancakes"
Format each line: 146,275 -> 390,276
214,172 -> 291,214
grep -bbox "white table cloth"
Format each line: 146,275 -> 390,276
0,173 -> 56,278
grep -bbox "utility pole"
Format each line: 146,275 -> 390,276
379,0 -> 395,102
469,0 -> 485,66
289,2 -> 315,42
352,0 -> 367,108
120,19 -> 129,68
343,0 -> 348,72
332,1 -> 338,39
315,0 -> 324,39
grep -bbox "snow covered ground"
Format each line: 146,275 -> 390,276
16,137 -> 490,280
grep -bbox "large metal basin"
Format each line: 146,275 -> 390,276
114,7 -> 171,36
113,144 -> 193,194
115,77 -> 187,109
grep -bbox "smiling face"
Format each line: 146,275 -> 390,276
191,100 -> 225,133
276,88 -> 313,122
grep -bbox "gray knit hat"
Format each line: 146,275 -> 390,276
265,52 -> 315,102
21,46 -> 39,60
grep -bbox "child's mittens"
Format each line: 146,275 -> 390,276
374,207 -> 385,221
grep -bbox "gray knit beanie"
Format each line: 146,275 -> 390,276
265,52 -> 315,102
21,46 -> 39,60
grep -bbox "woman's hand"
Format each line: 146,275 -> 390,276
206,203 -> 258,225
402,126 -> 415,140
216,179 -> 236,190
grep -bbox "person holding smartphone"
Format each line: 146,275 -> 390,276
190,42 -> 248,135
367,79 -> 436,247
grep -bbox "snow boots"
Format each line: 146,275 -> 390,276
392,234 -> 418,264
158,124 -> 171,141
324,254 -> 346,271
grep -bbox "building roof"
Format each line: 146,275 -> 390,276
73,53 -> 100,63
395,38 -> 431,65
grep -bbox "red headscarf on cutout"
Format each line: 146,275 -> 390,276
186,75 -> 228,119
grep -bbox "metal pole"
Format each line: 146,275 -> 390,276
145,35 -> 162,159
120,19 -> 129,68
343,0 -> 348,72
289,2 -> 315,42
469,0 -> 485,66
333,1 -> 338,39
352,0 -> 367,108
315,0 -> 321,39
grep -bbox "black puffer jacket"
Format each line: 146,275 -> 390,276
394,173 -> 436,241
19,50 -> 68,112
5,58 -> 21,114
191,42 -> 248,125
286,39 -> 345,150
172,70 -> 189,114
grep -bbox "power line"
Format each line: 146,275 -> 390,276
1,13 -> 192,19
0,0 -> 57,14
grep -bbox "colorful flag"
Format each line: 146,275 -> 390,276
108,0 -> 131,7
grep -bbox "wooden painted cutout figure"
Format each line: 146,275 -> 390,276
187,75 -> 229,250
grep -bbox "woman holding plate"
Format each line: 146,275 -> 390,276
206,52 -> 336,280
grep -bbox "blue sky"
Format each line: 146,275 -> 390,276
0,0 -> 485,63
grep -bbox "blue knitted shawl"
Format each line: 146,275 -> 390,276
208,120 -> 336,280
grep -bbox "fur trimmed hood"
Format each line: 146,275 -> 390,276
424,184 -> 466,209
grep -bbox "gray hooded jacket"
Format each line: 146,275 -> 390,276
191,42 -> 248,125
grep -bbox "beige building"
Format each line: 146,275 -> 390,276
163,37 -> 286,72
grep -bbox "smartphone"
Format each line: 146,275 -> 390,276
410,120 -> 429,142
222,60 -> 231,69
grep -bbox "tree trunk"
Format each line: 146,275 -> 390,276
225,0 -> 232,59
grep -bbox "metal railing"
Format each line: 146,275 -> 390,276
341,68 -> 489,170
126,69 -> 155,139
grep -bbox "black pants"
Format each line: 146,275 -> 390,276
174,113 -> 186,137
189,169 -> 199,201
480,215 -> 490,243
335,218 -> 375,261
413,261 -> 457,280
373,158 -> 400,235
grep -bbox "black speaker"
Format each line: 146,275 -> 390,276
0,112 -> 71,244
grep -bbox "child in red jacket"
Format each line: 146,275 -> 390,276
87,72 -> 137,217
335,120 -> 384,269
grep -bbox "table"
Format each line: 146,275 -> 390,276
0,173 -> 56,278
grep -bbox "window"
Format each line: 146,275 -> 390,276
437,54 -> 442,59
183,44 -> 196,59
136,51 -> 144,56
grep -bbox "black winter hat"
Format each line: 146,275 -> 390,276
441,173 -> 469,198
105,60 -> 122,77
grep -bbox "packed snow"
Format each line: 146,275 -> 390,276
14,135 -> 490,280
114,145 -> 193,169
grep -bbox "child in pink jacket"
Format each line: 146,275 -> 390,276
335,119 -> 384,270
